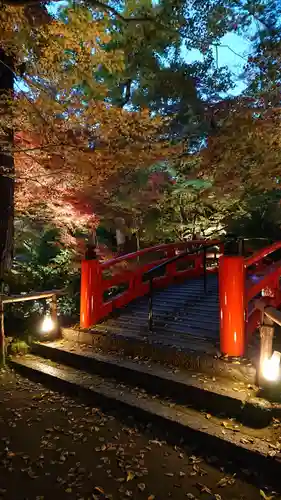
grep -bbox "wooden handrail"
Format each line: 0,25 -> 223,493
245,241 -> 281,268
246,260 -> 281,302
145,240 -> 221,332
254,300 -> 281,327
0,288 -> 65,366
143,240 -> 220,281
101,239 -> 220,270
264,307 -> 281,327
1,289 -> 66,305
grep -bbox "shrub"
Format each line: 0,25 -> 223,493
4,226 -> 80,337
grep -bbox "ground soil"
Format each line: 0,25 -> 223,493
0,369 -> 280,500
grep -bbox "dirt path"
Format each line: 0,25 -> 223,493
0,369 -> 279,500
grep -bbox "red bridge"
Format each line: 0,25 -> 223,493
80,239 -> 281,358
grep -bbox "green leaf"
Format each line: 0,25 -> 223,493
260,490 -> 274,500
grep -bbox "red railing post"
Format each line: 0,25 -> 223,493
219,255 -> 245,357
80,260 -> 103,328
195,252 -> 204,276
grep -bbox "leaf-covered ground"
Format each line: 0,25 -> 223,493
0,369 -> 280,500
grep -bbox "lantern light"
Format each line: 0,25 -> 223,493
262,351 -> 281,382
40,315 -> 55,335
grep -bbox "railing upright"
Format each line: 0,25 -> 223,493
80,259 -> 103,328
219,238 -> 281,357
144,242 -> 220,333
203,246 -> 207,294
219,255 -> 245,357
148,278 -> 154,333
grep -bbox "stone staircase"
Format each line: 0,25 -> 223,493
9,338 -> 280,476
94,274 -> 220,352
11,271 -> 280,471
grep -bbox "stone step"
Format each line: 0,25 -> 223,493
93,324 -> 219,348
9,352 -> 281,477
152,328 -> 219,340
30,342 -> 270,426
107,303 -> 218,321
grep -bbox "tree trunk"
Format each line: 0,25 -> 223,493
0,49 -> 14,283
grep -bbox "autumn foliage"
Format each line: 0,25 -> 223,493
1,0 -> 280,256
200,100 -> 281,194
0,3 -> 179,243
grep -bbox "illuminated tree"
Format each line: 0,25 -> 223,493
0,3 -> 177,274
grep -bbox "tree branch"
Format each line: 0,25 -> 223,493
3,0 -> 156,23
212,43 -> 247,62
86,0 -> 154,22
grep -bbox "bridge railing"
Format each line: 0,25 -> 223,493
80,239 -> 223,329
219,241 -> 281,357
143,241 -> 222,332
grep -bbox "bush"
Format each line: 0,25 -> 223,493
4,227 -> 80,337
8,339 -> 29,356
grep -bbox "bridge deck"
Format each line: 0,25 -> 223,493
93,275 -> 220,355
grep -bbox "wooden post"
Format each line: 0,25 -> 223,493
50,294 -> 61,338
80,259 -> 103,328
219,255 -> 245,357
258,314 -> 275,386
0,299 -> 5,365
148,278 -> 153,333
50,294 -> 57,323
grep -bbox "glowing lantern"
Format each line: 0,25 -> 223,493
262,351 -> 281,382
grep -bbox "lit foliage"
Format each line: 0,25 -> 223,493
98,165 -> 173,242
5,225 -> 80,330
198,100 -> 281,194
193,1 -> 281,196
1,0 -> 281,249
242,0 -> 281,102
14,131 -> 99,248
1,3 -> 178,242
154,171 -> 243,241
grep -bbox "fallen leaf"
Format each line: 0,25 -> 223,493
126,471 -> 135,482
94,486 -> 105,494
148,496 -> 155,500
217,477 -> 228,488
260,490 -> 274,500
268,450 -> 277,457
149,440 -> 162,447
138,483 -> 146,492
217,475 -> 236,488
196,483 -> 212,495
189,456 -> 202,464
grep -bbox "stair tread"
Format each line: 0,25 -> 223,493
10,353 -> 274,459
34,343 -> 258,403
106,276 -> 220,331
